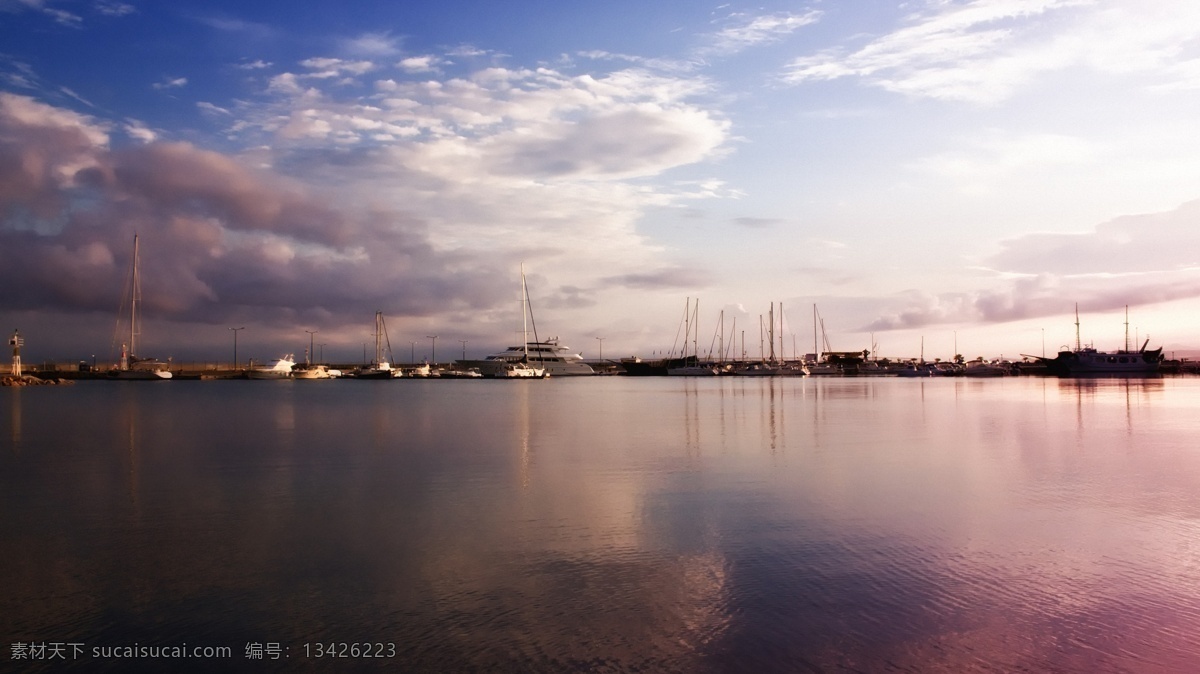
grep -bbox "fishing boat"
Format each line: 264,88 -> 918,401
109,234 -> 173,380
1033,306 -> 1163,377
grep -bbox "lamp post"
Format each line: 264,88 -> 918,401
595,336 -> 604,361
410,342 -> 416,364
426,335 -> 438,365
305,330 -> 318,365
229,327 -> 244,370
460,339 -> 468,360
318,343 -> 326,363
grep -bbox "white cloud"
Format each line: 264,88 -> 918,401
300,58 -> 374,75
235,59 -> 272,71
153,76 -> 188,90
782,0 -> 1200,104
398,56 -> 443,74
94,0 -> 134,17
197,101 -> 231,115
123,121 -> 156,143
342,31 -> 401,57
704,10 -> 822,56
909,130 -> 1101,196
865,199 -> 1200,331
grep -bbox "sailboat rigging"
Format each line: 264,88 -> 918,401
109,234 -> 172,380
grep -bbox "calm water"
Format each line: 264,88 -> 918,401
3,377 -> 1200,672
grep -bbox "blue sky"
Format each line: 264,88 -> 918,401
4,0 -> 1200,365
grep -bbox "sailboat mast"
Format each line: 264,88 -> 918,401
375,311 -> 383,364
693,299 -> 699,361
131,233 -> 140,358
1080,299 -> 1089,347
1124,305 -> 1130,352
768,303 -> 775,362
521,264 -> 529,361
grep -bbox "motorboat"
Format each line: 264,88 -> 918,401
962,360 -> 1010,377
293,364 -> 332,379
249,355 -> 295,379
494,362 -> 547,378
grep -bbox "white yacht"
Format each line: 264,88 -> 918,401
249,355 -> 296,379
461,338 -> 591,377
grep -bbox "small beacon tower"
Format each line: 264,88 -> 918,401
9,329 -> 23,376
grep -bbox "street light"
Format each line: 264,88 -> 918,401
595,336 -> 604,360
229,327 -> 244,370
426,335 -> 438,365
305,329 -> 318,365
410,342 -> 416,364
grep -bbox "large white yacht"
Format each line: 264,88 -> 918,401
459,338 -> 593,377
248,354 -> 296,379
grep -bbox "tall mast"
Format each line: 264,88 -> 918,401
813,304 -> 818,363
375,311 -> 383,364
780,302 -> 785,363
693,298 -> 699,360
1124,305 -> 1130,352
1074,303 -> 1081,352
521,264 -> 529,361
131,233 -> 140,358
768,303 -> 775,362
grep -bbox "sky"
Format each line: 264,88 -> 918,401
3,0 -> 1200,366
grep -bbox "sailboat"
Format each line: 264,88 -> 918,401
109,234 -> 173,380
494,265 -> 547,379
355,311 -> 400,379
668,298 -> 720,376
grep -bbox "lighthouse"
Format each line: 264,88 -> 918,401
9,329 -> 23,376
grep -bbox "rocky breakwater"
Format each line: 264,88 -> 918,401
1,374 -> 74,387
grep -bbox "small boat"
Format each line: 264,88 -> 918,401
961,360 -> 1009,377
495,362 -> 547,378
733,362 -> 809,376
893,362 -> 933,377
404,362 -> 432,378
293,364 -> 332,379
249,355 -> 295,379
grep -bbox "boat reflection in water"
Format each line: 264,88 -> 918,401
4,377 -> 1200,671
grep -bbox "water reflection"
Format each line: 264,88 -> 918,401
7,387 -> 19,448
3,378 -> 1200,671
